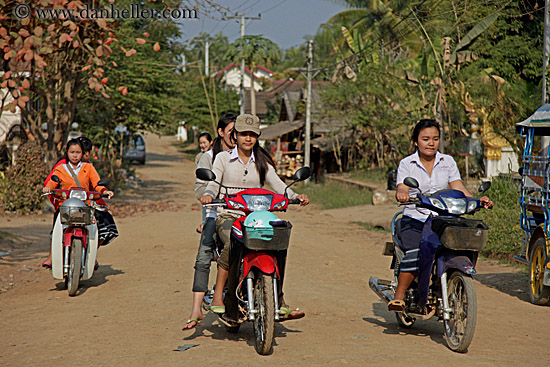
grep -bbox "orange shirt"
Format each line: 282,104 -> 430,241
45,162 -> 107,194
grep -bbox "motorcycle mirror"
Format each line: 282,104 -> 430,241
404,177 -> 419,189
478,181 -> 491,193
284,167 -> 311,198
51,175 -> 60,183
292,167 -> 311,182
518,167 -> 523,176
196,168 -> 216,181
97,179 -> 109,187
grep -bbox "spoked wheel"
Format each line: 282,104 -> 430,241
252,273 -> 275,355
67,239 -> 82,296
528,238 -> 550,305
444,272 -> 477,353
395,311 -> 416,328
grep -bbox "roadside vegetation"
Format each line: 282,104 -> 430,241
297,181 -> 373,210
473,175 -> 523,259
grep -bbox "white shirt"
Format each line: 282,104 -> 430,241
63,161 -> 83,176
396,151 -> 461,221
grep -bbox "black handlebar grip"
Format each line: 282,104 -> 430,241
211,198 -> 225,204
288,199 -> 301,205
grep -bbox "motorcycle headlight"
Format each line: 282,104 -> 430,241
69,190 -> 87,201
441,197 -> 467,214
242,195 -> 273,212
429,197 -> 446,211
272,199 -> 288,211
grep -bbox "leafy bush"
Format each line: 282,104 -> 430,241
2,141 -> 49,213
474,175 -> 523,258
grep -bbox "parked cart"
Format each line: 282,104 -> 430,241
516,104 -> 550,305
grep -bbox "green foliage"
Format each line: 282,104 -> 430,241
473,175 -> 523,258
2,141 -> 48,213
297,181 -> 373,209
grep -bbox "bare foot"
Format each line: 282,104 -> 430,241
182,314 -> 204,331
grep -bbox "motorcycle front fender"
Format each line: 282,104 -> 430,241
242,252 -> 279,279
438,254 -> 476,276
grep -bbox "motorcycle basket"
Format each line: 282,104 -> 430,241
432,217 -> 488,251
242,221 -> 292,251
60,206 -> 94,225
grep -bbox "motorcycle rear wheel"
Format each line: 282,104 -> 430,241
444,272 -> 476,353
252,273 -> 275,355
67,238 -> 82,296
528,238 -> 550,305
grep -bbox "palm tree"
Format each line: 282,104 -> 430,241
224,35 -> 281,115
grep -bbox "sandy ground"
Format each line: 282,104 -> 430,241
0,134 -> 547,367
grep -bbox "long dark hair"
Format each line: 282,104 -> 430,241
212,113 -> 237,162
253,143 -> 277,186
412,119 -> 440,144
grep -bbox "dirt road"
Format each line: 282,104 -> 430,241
1,135 -> 547,366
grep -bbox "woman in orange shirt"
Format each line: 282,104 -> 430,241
42,139 -> 118,268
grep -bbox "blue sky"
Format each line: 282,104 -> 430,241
178,0 -> 349,50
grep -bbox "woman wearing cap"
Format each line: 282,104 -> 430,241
200,114 -> 309,325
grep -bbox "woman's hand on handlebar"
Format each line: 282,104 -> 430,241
396,186 -> 410,203
480,196 -> 493,209
296,194 -> 309,206
200,194 -> 213,205
104,190 -> 114,199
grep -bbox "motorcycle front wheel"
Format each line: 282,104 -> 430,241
67,238 -> 82,296
444,271 -> 477,353
252,273 -> 275,355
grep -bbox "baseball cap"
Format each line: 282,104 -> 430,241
235,114 -> 261,135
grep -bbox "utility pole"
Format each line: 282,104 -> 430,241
223,13 -> 261,115
205,40 -> 209,76
543,0 -> 550,153
292,40 -> 321,181
305,40 -> 313,171
181,53 -> 186,72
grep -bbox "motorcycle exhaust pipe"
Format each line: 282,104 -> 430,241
369,277 -> 394,304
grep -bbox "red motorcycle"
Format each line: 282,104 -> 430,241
43,175 -> 110,296
196,167 -> 310,355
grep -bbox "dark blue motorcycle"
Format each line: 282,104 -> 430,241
369,177 -> 490,352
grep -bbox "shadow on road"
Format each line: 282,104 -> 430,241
146,152 -> 182,163
474,272 -> 530,303
181,312 -> 302,354
51,264 -> 124,295
364,301 -> 446,347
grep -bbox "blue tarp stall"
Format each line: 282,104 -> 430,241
516,104 -> 550,136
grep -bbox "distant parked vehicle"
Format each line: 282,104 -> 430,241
123,133 -> 146,165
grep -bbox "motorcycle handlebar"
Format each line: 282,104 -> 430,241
288,199 -> 301,205
211,198 -> 225,204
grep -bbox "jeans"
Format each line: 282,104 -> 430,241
192,217 -> 217,293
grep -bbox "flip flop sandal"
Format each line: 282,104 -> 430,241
278,306 -> 305,322
41,261 -> 52,269
210,305 -> 225,314
182,318 -> 202,331
388,299 -> 406,312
